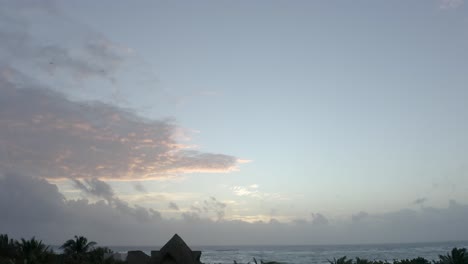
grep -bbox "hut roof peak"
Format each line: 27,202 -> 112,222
160,233 -> 191,253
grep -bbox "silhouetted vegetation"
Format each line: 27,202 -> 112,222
232,247 -> 468,264
0,234 -> 18,263
328,256 -> 353,264
60,235 -> 97,263
16,237 -> 54,264
1,233 -> 467,264
438,248 -> 468,264
394,257 -> 431,264
0,234 -> 125,264
234,258 -> 283,264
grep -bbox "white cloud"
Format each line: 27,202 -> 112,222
231,185 -> 284,200
232,185 -> 260,197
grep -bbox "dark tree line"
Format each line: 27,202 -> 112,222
0,234 -> 125,264
234,248 -> 468,264
2,233 -> 468,264
325,248 -> 468,264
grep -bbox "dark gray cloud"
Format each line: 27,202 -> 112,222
72,178 -> 161,224
414,197 -> 428,205
0,172 -> 161,243
168,202 -> 180,211
311,213 -> 329,225
0,172 -> 65,225
351,211 -> 369,222
73,178 -> 115,201
203,197 -> 227,221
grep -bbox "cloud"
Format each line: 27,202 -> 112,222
0,1 -> 126,84
414,197 -> 428,205
270,208 -> 278,216
168,202 -> 180,211
70,177 -> 161,223
203,197 -> 227,221
0,1 -> 244,182
181,212 -> 202,223
133,183 -> 147,193
351,211 -> 369,222
0,77 -> 241,180
0,172 -> 65,224
0,172 -> 168,245
231,185 -> 284,200
0,0 -> 170,114
2,172 -> 468,246
73,178 -> 115,201
0,173 -> 161,225
190,205 -> 202,213
232,185 -> 260,197
311,213 -> 329,225
439,0 -> 464,9
0,0 -> 58,15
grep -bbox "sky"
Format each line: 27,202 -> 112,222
1,0 -> 468,246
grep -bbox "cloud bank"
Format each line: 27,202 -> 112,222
2,173 -> 468,246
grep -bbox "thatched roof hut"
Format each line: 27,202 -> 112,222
127,234 -> 202,264
151,234 -> 202,264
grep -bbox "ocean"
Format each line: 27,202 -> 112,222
110,241 -> 468,264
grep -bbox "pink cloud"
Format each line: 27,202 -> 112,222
0,74 -> 243,180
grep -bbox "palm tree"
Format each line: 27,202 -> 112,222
394,257 -> 431,264
87,247 -> 114,264
328,256 -> 354,264
16,237 -> 52,264
439,248 -> 468,264
0,234 -> 18,260
355,257 -> 374,264
60,235 -> 96,260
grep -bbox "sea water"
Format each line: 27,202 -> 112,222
111,241 -> 468,264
